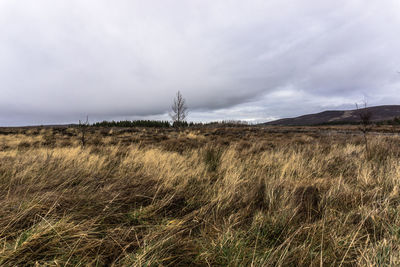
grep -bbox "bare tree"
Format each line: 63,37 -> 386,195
79,115 -> 89,147
355,101 -> 372,155
170,91 -> 188,127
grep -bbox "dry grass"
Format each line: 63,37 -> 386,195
1,126 -> 400,266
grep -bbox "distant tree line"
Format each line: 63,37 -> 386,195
376,117 -> 400,125
193,120 -> 251,127
92,120 -> 171,128
90,119 -> 253,128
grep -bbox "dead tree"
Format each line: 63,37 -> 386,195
169,91 -> 188,127
79,115 -> 89,147
355,101 -> 372,155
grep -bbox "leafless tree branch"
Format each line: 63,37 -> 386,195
169,91 -> 188,126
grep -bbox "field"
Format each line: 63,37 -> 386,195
1,125 -> 400,266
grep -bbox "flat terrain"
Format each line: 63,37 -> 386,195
1,125 -> 400,266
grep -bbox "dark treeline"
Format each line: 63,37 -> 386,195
91,120 -> 252,128
195,120 -> 251,127
92,120 -> 171,128
376,117 -> 400,125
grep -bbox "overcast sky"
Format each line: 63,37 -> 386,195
0,0 -> 400,126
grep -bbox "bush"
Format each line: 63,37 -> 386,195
203,147 -> 222,172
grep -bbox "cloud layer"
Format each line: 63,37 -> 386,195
0,0 -> 400,125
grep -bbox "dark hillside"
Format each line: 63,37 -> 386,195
264,105 -> 400,126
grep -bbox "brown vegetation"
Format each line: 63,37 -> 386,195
0,126 -> 400,266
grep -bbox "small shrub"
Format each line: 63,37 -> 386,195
59,139 -> 72,147
293,185 -> 321,222
89,136 -> 103,146
42,134 -> 56,146
203,147 -> 222,172
17,141 -> 31,149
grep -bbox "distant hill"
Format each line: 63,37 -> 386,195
264,105 -> 400,126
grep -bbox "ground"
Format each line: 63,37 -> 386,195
0,125 -> 400,266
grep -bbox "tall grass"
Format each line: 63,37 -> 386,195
0,128 -> 400,266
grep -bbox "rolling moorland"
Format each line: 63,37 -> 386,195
1,125 -> 400,266
265,105 -> 400,126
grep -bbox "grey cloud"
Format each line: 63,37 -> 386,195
0,0 -> 400,125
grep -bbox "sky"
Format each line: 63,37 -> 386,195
0,0 -> 400,126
